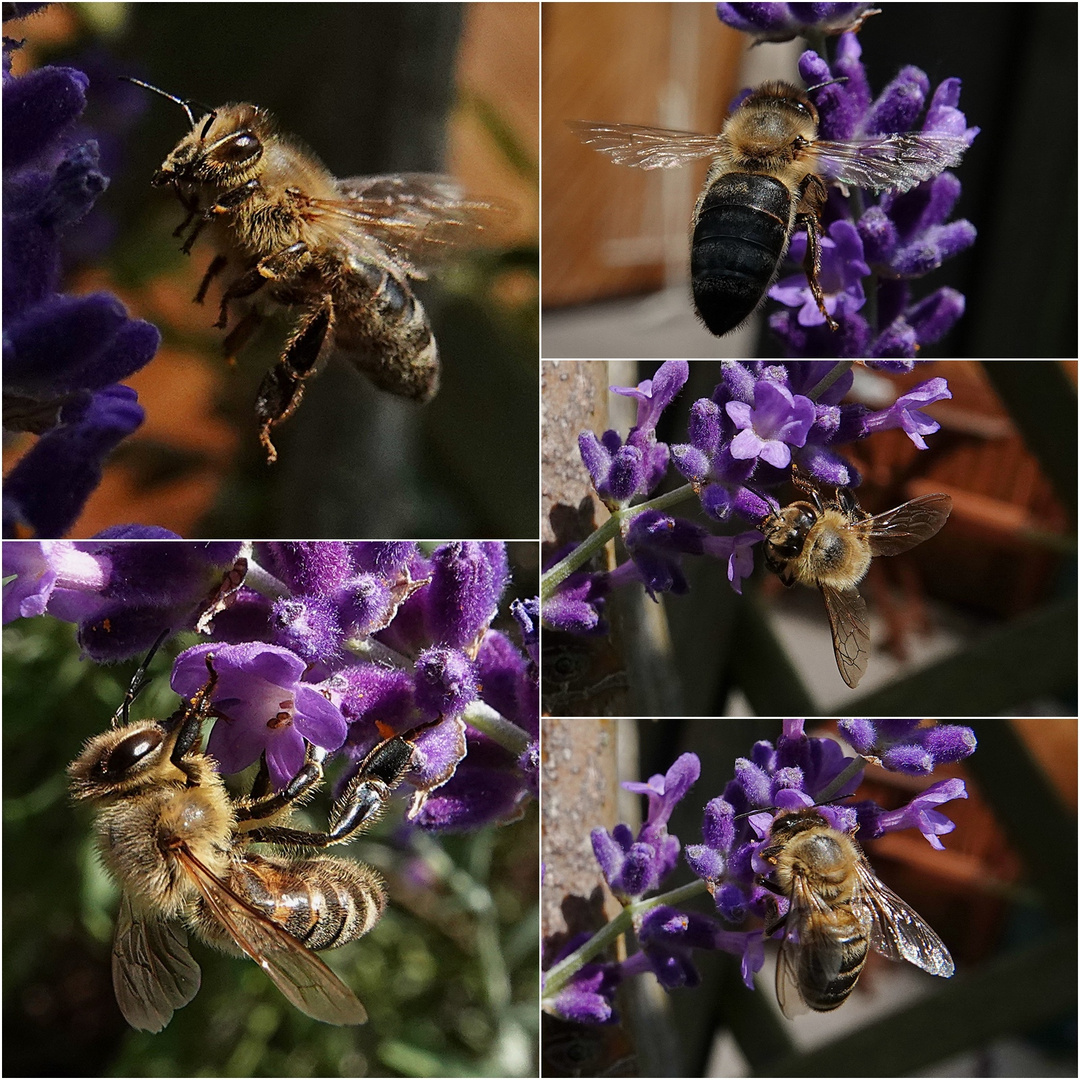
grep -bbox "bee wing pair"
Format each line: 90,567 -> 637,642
114,842 -> 365,1032
113,892 -> 201,1033
568,120 -> 968,193
307,173 -> 499,278
822,492 -> 953,688
775,854 -> 954,1019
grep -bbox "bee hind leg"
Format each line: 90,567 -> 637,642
326,727 -> 427,843
255,299 -> 334,465
798,216 -> 839,332
793,174 -> 838,332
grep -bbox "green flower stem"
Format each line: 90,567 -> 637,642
542,878 -> 709,1003
462,700 -> 531,756
238,550 -> 289,603
540,482 -> 698,601
806,361 -> 853,402
814,752 -> 867,803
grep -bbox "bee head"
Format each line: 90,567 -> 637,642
741,81 -> 819,127
761,500 -> 818,562
68,716 -> 191,803
154,104 -> 267,190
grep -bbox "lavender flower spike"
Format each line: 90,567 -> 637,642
3,45 -> 161,536
716,3 -> 879,43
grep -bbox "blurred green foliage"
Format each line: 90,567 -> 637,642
3,617 -> 538,1076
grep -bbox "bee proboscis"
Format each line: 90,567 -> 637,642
129,78 -> 498,463
761,807 -> 954,1018
570,80 -> 968,336
759,470 -> 952,688
68,654 -> 422,1031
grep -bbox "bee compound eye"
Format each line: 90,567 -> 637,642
102,727 -> 165,777
216,130 -> 262,165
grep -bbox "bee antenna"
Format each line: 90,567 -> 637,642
121,76 -> 212,128
111,627 -> 172,727
805,76 -> 849,94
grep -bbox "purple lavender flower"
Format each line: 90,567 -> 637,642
510,596 -> 539,669
172,641 -> 349,789
837,717 -> 977,773
578,361 -> 689,508
865,777 -> 968,850
860,376 -> 951,449
716,3 -> 878,42
423,542 -> 509,648
7,540 -> 537,830
592,753 -> 700,900
3,44 -> 160,536
685,719 -> 975,924
766,33 -> 977,357
542,564 -> 610,635
1,539 -> 242,658
726,379 -> 816,470
547,936 -> 624,1025
769,220 -> 869,330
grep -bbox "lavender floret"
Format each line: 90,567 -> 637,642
4,540 -> 537,833
546,719 -> 973,1024
3,44 -> 160,536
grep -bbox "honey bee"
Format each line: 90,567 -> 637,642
68,655 -> 422,1031
759,471 -> 952,688
760,807 -> 954,1018
570,81 -> 968,336
128,79 -> 496,463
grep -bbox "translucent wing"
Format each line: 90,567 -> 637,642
568,121 -> 725,170
774,930 -> 810,1019
812,134 -> 969,193
112,891 -> 201,1032
774,877 -> 838,1019
306,173 -> 498,277
862,493 -> 953,557
175,844 -> 367,1026
854,860 -> 955,977
819,583 -> 870,689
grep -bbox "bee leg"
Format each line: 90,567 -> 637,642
236,744 -> 328,825
326,727 -> 428,843
213,242 -> 309,330
793,173 -> 838,332
163,655 -> 220,771
798,216 -> 839,332
255,300 -> 334,465
242,726 -> 425,848
213,268 -> 268,330
180,179 -> 261,257
221,307 -> 263,364
171,189 -> 200,241
194,254 -> 228,305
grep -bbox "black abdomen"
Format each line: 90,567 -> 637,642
691,173 -> 792,337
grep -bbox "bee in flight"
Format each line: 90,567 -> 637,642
69,650 -> 425,1031
128,78 -> 498,463
570,80 -> 969,336
760,807 -> 954,1018
759,469 -> 952,688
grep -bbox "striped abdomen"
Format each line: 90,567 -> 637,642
215,853 -> 386,951
797,907 -> 870,1011
691,172 -> 794,336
